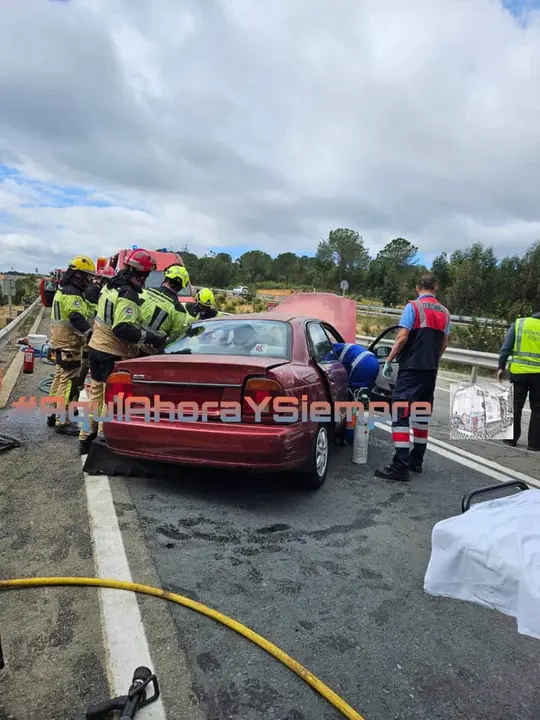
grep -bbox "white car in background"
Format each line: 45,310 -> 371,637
232,285 -> 251,297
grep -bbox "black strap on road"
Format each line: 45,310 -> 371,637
0,434 -> 21,453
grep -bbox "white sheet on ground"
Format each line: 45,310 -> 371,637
424,489 -> 540,639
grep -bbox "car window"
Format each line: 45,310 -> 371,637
165,319 -> 292,358
322,325 -> 343,345
307,322 -> 336,362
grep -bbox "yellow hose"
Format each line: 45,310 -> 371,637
0,576 -> 365,720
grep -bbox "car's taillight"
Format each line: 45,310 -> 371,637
242,377 -> 283,423
104,370 -> 134,405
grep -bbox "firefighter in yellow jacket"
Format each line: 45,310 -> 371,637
78,266 -> 116,391
78,249 -> 165,454
47,255 -> 96,434
181,288 -> 219,321
139,264 -> 193,354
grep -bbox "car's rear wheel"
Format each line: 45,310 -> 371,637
296,424 -> 330,489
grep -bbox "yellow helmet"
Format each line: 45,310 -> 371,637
164,264 -> 190,288
69,255 -> 96,274
196,288 -> 215,307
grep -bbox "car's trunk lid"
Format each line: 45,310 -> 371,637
117,354 -> 290,418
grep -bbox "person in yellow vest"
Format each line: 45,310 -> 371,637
47,255 -> 96,434
78,249 -> 165,455
498,307 -> 540,451
78,266 -> 116,391
182,288 -> 219,320
139,264 -> 193,354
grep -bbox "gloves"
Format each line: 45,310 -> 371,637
382,361 -> 393,380
143,329 -> 167,350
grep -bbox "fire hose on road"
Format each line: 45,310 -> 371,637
0,576 -> 366,720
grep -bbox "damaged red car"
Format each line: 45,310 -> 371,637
100,294 -> 363,488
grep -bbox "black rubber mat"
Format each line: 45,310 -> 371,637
82,437 -> 176,478
0,434 -> 21,453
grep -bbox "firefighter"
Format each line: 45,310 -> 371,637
374,273 -> 451,481
78,249 -> 165,455
139,264 -> 192,353
498,306 -> 540,451
47,255 -> 96,434
78,266 -> 116,391
182,288 -> 218,321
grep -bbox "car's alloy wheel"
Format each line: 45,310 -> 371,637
296,424 -> 330,489
315,426 -> 329,477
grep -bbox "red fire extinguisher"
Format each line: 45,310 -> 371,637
23,346 -> 35,374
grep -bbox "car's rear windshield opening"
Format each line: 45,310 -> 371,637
165,319 -> 292,359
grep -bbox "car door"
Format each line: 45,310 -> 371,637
306,322 -> 350,405
367,325 -> 400,401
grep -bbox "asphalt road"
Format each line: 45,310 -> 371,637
122,428 -> 540,720
1,314 -> 540,719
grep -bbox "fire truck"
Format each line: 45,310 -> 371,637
107,247 -> 195,301
39,268 -> 65,307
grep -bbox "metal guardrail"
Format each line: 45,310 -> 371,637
355,303 -> 509,327
0,297 -> 40,352
356,333 -> 499,382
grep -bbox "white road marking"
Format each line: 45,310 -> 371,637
83,464 -> 167,718
375,422 -> 540,489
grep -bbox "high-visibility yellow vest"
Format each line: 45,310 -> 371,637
509,316 -> 540,374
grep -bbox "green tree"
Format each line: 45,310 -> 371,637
316,228 -> 370,292
273,252 -> 299,283
238,250 -> 273,283
446,243 -> 498,316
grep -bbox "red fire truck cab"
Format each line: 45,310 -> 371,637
40,268 -> 65,307
108,247 -> 195,301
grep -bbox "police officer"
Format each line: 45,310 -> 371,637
498,306 -> 540,451
375,274 -> 451,481
78,249 -> 165,454
139,265 -> 192,352
47,255 -> 96,434
182,288 -> 218,321
78,266 -> 116,391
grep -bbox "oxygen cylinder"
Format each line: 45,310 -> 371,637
352,410 -> 369,464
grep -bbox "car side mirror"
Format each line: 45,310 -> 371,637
374,345 -> 391,359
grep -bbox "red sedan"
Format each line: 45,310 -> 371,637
101,307 -> 354,488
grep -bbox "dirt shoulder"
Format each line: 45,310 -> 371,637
0,313 -> 109,720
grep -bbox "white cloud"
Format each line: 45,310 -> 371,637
1,0 -> 540,271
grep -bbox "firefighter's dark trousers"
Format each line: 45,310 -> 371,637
510,373 -> 540,450
391,369 -> 437,473
78,348 -> 121,441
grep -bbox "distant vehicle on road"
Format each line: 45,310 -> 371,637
232,285 -> 251,297
108,248 -> 195,301
100,294 -> 399,488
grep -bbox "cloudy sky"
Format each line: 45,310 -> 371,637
1,0 -> 540,273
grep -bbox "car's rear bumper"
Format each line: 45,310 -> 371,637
103,418 -> 314,471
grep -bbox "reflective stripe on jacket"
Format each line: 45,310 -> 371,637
89,285 -> 142,358
509,317 -> 540,374
50,287 -> 90,351
141,287 -> 192,343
